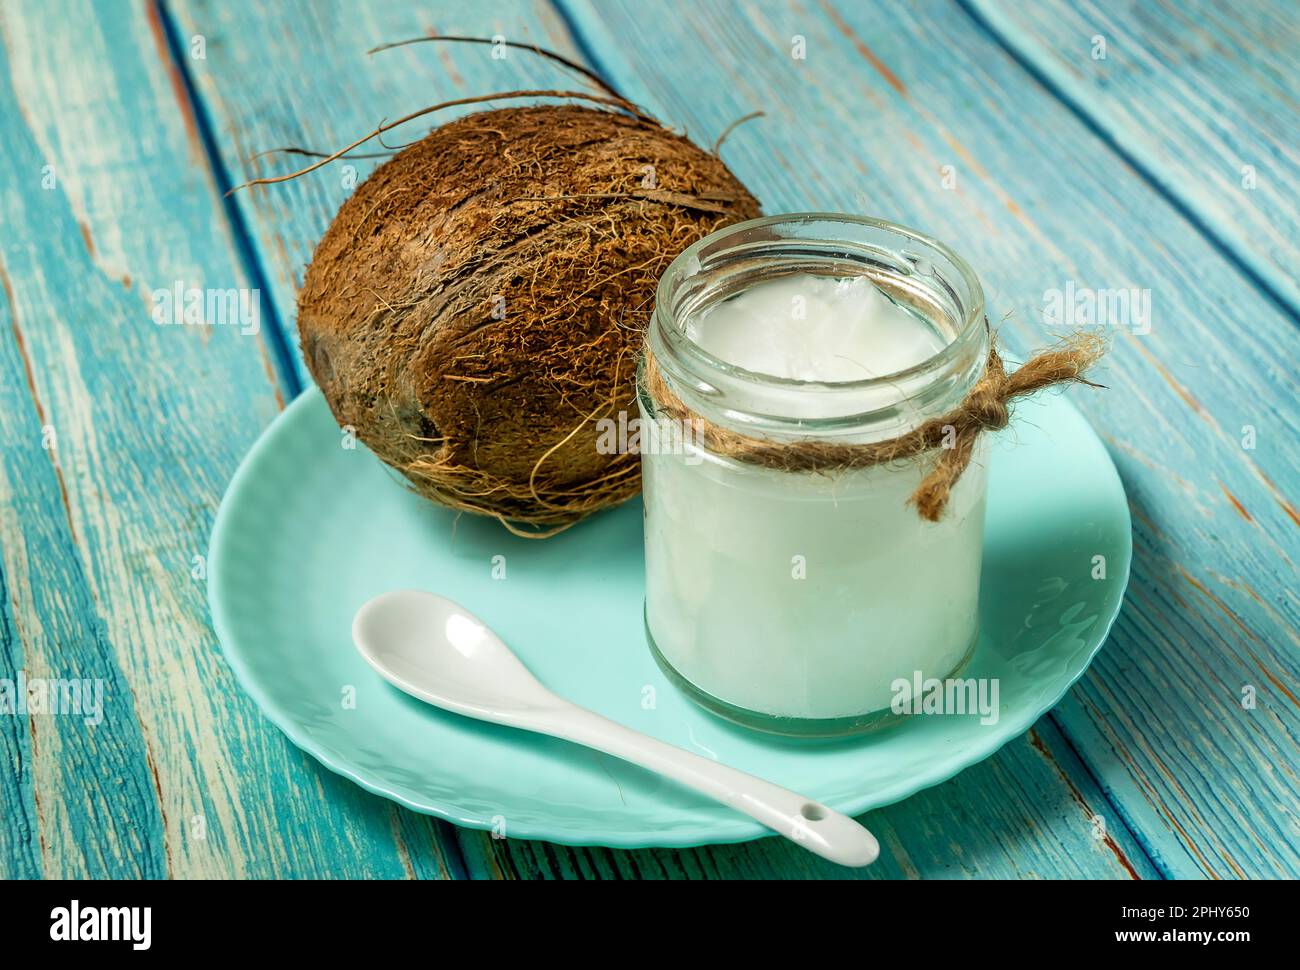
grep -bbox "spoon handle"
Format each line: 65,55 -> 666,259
539,705 -> 879,867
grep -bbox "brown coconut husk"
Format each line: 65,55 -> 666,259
293,104 -> 761,535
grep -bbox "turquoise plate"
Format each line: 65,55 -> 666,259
209,387 -> 1130,849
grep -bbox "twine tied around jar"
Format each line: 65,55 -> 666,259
642,330 -> 1106,522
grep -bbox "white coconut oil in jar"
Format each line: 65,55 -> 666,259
639,214 -> 991,737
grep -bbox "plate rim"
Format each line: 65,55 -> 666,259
208,386 -> 1131,850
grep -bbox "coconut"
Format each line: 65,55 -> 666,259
297,104 -> 760,535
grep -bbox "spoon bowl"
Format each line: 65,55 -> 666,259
354,590 -> 562,721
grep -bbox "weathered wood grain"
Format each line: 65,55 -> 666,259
970,0 -> 1300,312
171,0 -> 1157,878
557,0 -> 1300,877
6,0 -> 1291,880
0,290 -> 165,878
0,0 -> 456,878
461,720 -> 1157,880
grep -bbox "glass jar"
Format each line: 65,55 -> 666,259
638,213 -> 991,737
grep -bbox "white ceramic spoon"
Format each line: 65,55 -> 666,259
352,590 -> 879,868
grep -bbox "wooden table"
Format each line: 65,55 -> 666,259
1,0 -> 1295,880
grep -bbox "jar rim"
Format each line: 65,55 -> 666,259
651,212 -> 987,393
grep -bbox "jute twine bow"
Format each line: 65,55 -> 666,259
643,330 -> 1106,522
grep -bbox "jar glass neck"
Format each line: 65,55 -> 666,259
646,214 -> 988,443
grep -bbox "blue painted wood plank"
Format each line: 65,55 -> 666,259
463,720 -> 1158,879
173,0 -> 1159,878
968,0 -> 1300,314
0,350 -> 166,879
0,0 -> 456,878
0,563 -> 42,878
559,0 -> 1300,878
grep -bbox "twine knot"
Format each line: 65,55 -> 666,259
644,330 -> 1105,522
965,379 -> 1012,431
